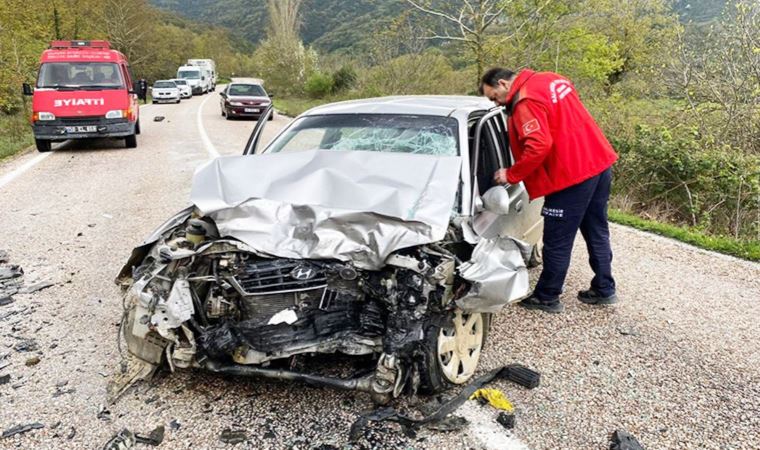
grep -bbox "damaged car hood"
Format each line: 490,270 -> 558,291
189,150 -> 462,269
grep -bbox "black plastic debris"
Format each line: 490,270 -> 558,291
220,428 -> 248,444
496,412 -> 515,430
0,374 -> 10,385
153,116 -> 165,122
0,296 -> 13,307
13,339 -> 39,353
427,415 -> 468,432
503,364 -> 541,389
169,419 -> 181,431
97,406 -> 112,421
610,430 -> 645,450
135,425 -> 165,446
67,427 -> 77,440
2,422 -> 44,439
102,428 -> 135,450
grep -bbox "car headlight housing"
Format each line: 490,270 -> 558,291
33,112 -> 55,121
229,101 -> 244,106
105,109 -> 126,119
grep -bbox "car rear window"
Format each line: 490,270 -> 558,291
266,114 -> 459,156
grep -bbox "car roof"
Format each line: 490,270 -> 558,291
229,78 -> 264,86
302,95 -> 495,118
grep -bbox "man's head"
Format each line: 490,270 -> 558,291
479,68 -> 516,106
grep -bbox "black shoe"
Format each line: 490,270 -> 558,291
518,295 -> 564,314
577,288 -> 618,305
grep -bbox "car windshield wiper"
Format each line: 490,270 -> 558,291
79,85 -> 122,90
38,84 -> 79,91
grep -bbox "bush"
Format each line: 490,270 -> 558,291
331,65 -> 357,92
304,72 -> 335,98
612,124 -> 760,239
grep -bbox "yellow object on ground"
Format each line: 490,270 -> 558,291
469,388 -> 515,412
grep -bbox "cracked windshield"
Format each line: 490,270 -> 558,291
267,114 -> 459,156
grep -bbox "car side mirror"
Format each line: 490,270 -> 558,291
202,76 -> 206,81
481,185 -> 511,215
22,83 -> 33,96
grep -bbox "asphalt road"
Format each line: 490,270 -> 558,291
0,90 -> 758,450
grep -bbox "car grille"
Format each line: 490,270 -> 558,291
58,116 -> 102,124
232,259 -> 327,295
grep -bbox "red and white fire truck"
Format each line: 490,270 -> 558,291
23,40 -> 141,152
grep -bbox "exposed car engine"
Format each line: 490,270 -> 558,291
121,216 -> 466,402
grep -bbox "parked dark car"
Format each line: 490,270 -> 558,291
219,80 -> 273,120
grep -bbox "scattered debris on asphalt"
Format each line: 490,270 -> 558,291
20,281 -> 54,294
102,428 -> 135,450
470,388 -> 514,411
617,326 -> 640,336
67,427 -> 77,440
496,412 -> 516,430
0,251 -> 24,306
0,374 -> 10,385
135,425 -> 165,446
0,296 -> 13,307
1,422 -> 44,439
25,356 -> 40,366
502,364 -> 541,389
349,364 -> 524,442
97,406 -> 112,421
610,429 -> 645,450
427,415 -> 468,432
13,338 -> 38,353
220,428 -> 248,444
168,419 -> 180,431
153,116 -> 165,122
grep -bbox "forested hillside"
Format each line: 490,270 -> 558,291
150,0 -> 728,51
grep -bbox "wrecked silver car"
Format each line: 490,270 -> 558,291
114,96 -> 544,403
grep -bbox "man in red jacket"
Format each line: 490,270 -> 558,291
479,67 -> 619,313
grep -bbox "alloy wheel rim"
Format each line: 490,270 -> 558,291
437,310 -> 483,384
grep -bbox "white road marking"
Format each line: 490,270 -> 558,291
196,93 -> 219,158
0,152 -> 52,190
458,401 -> 531,450
0,103 -> 155,191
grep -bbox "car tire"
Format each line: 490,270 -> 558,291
125,134 -> 137,148
152,100 -> 156,104
135,120 -> 141,135
35,138 -> 52,152
267,112 -> 274,121
417,310 -> 491,394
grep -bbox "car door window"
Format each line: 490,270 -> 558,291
473,119 -> 503,196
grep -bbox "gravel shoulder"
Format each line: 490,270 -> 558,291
0,94 -> 757,450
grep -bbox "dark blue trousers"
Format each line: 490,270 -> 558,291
533,167 -> 616,301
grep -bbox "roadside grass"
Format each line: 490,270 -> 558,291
273,96 -> 338,117
0,112 -> 33,161
609,208 -> 760,262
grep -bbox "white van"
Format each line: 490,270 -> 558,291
187,59 -> 216,91
176,65 -> 210,94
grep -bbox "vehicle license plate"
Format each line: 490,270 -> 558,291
244,108 -> 260,113
65,126 -> 97,133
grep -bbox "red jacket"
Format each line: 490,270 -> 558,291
504,70 -> 618,199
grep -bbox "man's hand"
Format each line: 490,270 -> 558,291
493,168 -> 509,186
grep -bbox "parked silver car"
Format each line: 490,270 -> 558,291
150,80 -> 180,104
114,96 -> 543,403
171,78 -> 192,99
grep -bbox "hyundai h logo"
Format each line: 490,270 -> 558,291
291,265 -> 316,281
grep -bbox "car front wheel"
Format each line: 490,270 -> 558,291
418,310 -> 490,394
35,138 -> 52,152
125,134 -> 137,148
